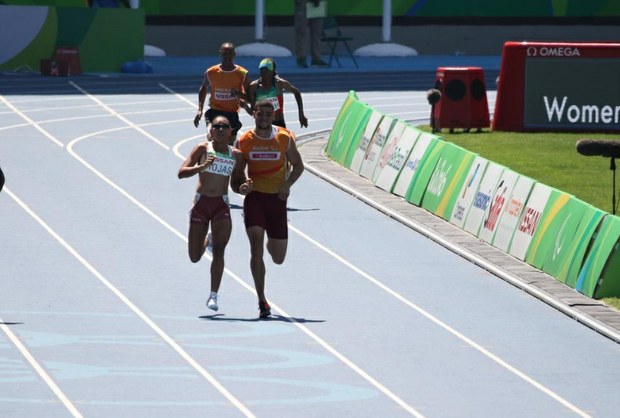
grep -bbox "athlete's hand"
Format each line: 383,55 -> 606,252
239,179 -> 253,195
278,183 -> 290,200
193,112 -> 202,128
299,114 -> 308,128
200,155 -> 215,171
241,100 -> 253,116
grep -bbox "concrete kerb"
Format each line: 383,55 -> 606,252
296,130 -> 620,345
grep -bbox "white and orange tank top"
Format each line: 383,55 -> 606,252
238,126 -> 293,194
206,64 -> 248,113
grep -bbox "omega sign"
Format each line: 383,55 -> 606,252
523,55 -> 620,130
493,42 -> 620,131
526,46 -> 581,57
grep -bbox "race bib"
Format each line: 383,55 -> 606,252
249,151 -> 281,161
202,154 -> 236,176
214,89 -> 235,101
266,96 -> 280,111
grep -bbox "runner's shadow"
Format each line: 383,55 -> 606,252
200,314 -> 325,323
286,207 -> 320,212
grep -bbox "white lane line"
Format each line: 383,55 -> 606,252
0,96 -> 64,147
0,294 -> 83,417
159,83 -> 195,107
299,161 -> 592,418
68,81 -> 170,150
66,127 -> 187,242
66,119 -> 424,417
160,85 -> 587,416
4,186 -> 255,418
172,134 -> 204,160
1,116 -> 254,416
68,87 -> 583,416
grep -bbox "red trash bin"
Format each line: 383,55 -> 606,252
432,67 -> 490,132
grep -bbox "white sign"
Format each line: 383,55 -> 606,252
374,125 -> 420,192
392,131 -> 436,197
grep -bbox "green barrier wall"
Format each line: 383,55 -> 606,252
578,215 -> 620,297
539,198 -> 591,278
595,238 -> 620,299
0,5 -> 144,72
326,91 -> 357,157
421,143 -> 475,220
561,206 -> 606,287
326,91 -> 372,166
525,190 -> 572,269
326,91 -> 620,299
405,139 -> 444,206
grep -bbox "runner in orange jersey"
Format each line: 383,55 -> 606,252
232,100 -> 305,318
194,42 -> 252,144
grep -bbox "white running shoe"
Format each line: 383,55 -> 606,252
206,294 -> 218,311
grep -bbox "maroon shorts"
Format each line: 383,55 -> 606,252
190,194 -> 230,225
243,191 -> 288,239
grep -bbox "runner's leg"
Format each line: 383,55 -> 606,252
267,238 -> 288,265
188,221 -> 209,263
209,218 -> 231,293
246,226 -> 267,302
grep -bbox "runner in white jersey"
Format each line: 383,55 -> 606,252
178,116 -> 247,312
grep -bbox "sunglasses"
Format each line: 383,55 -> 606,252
212,124 -> 231,130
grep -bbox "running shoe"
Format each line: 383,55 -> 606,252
207,294 -> 218,311
258,301 -> 271,318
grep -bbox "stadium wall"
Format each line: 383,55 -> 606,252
3,0 -> 619,17
144,23 -> 620,57
0,5 -> 144,72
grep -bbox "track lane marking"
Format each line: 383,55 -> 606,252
68,81 -> 170,150
0,95 -> 64,147
66,123 -> 425,417
158,84 -> 589,417
5,167 -> 256,418
0,275 -> 83,418
11,85 -> 587,417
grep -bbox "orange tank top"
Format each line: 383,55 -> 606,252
238,126 -> 293,194
207,64 -> 248,113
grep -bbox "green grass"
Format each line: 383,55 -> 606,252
605,298 -> 620,311
418,126 -> 619,309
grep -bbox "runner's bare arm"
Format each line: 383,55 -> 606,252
231,154 -> 252,194
178,144 -> 211,179
246,82 -> 258,114
280,79 -> 308,128
194,74 -> 209,127
278,137 -> 304,200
